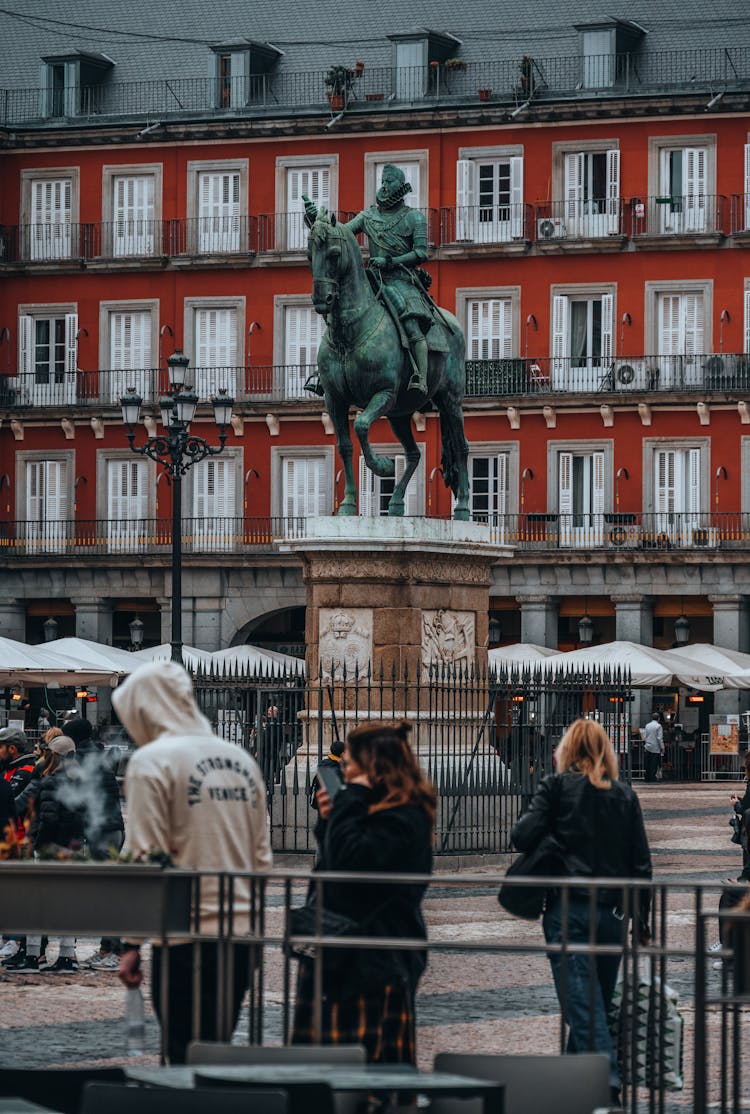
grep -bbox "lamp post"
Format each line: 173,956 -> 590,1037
128,616 -> 145,651
120,350 -> 233,664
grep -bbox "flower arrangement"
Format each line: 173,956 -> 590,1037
445,57 -> 467,72
324,65 -> 358,96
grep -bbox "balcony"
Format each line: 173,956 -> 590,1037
0,217 -> 258,265
2,47 -> 750,128
1,354 -> 748,411
730,194 -> 750,236
532,199 -> 626,244
440,204 -> 531,249
631,195 -> 726,240
1,511 -> 747,559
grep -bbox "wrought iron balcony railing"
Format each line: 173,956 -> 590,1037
1,354 -> 748,410
630,194 -> 727,237
439,204 -> 531,246
2,47 -> 750,127
532,199 -> 626,241
1,512 -> 747,558
730,194 -> 750,235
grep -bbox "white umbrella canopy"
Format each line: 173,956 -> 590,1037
547,640 -> 725,691
488,643 -> 561,668
129,643 -> 213,671
0,636 -> 120,686
667,643 -> 750,689
207,644 -> 305,676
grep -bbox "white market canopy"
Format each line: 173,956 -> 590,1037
0,636 -> 123,686
546,640 -> 724,691
488,643 -> 561,668
129,643 -> 213,671
666,643 -> 750,690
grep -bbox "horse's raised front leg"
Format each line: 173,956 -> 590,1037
353,388 -> 397,479
386,413 -> 420,517
326,394 -> 357,516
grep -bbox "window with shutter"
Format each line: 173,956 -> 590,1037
654,445 -> 702,541
558,450 -> 605,547
197,171 -> 241,253
455,159 -> 477,242
553,295 -> 612,390
30,178 -> 72,260
112,175 -> 155,257
191,458 -> 237,551
109,310 -> 152,402
107,459 -> 149,552
281,456 -> 328,534
358,453 -> 421,516
193,307 -> 238,398
469,454 -> 508,543
657,291 -> 705,387
283,306 -> 325,397
394,40 -> 425,101
466,298 -> 512,361
659,147 -> 707,234
286,166 -> 331,250
24,459 -> 68,553
582,29 -> 614,89
18,314 -> 76,405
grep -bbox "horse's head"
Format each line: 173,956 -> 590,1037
308,207 -> 347,316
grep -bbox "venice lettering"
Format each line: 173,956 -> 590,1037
187,754 -> 259,807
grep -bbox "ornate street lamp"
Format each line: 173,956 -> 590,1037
674,614 -> 690,645
42,616 -> 59,642
128,616 -> 145,650
577,614 -> 594,645
120,351 -> 234,663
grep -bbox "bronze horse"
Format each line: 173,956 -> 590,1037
307,209 -> 470,519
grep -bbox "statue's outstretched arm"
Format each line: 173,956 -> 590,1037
302,194 -> 318,228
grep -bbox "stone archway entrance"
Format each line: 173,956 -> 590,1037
233,606 -> 305,658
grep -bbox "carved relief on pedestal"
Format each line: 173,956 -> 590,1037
421,609 -> 475,668
318,607 -> 373,677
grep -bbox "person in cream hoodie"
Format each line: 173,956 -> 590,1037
114,661 -> 272,1062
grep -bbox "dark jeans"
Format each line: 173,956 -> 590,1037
151,942 -> 251,1064
644,751 -> 661,782
543,896 -> 625,1089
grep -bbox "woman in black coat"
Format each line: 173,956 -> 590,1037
730,750 -> 750,881
510,718 -> 652,1106
292,720 -> 434,1064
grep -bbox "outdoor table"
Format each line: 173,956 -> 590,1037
126,1063 -> 505,1113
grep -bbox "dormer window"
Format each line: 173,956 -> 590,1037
209,41 -> 283,109
575,19 -> 646,90
40,52 -> 114,118
388,29 -> 460,101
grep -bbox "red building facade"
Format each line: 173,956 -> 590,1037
1,9 -> 749,729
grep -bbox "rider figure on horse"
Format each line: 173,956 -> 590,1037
303,163 -> 434,398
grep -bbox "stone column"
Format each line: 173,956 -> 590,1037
70,597 -> 113,726
709,594 -> 749,717
0,599 -> 27,641
611,595 -> 653,724
156,596 -> 171,647
516,595 -> 558,649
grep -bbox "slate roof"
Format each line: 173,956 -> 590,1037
0,0 -> 748,90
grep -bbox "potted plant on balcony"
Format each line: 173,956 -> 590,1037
325,64 -> 356,110
445,57 -> 467,72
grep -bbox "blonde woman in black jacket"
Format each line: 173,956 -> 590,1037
511,718 -> 652,1105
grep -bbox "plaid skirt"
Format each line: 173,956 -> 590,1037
291,960 -> 416,1064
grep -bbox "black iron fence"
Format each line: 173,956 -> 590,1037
1,862 -> 747,1114
190,663 -> 632,855
2,512 -> 749,558
3,46 -> 750,127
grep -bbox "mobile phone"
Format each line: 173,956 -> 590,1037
317,764 -> 343,801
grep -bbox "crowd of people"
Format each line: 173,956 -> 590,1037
0,665 -> 665,1106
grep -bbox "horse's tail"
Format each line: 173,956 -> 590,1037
439,401 -> 469,495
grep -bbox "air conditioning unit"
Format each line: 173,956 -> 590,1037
537,217 -> 565,240
615,363 -> 637,388
606,524 -> 641,549
691,526 -> 720,549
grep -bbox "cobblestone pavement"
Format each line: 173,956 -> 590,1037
0,783 -> 743,1109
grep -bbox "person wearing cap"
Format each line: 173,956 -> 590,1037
114,661 -> 272,1062
5,735 -> 85,973
0,726 -> 37,800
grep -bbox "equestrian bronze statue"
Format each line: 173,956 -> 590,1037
303,164 -> 470,519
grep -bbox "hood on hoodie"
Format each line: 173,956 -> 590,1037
112,661 -> 213,747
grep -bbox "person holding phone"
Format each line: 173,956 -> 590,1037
309,738 -> 345,809
292,720 -> 435,1064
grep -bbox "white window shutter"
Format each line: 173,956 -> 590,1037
230,50 -> 248,106
684,292 -> 704,355
655,449 -> 676,514
282,458 -> 297,519
551,295 -> 568,376
592,451 -> 605,515
685,147 -> 707,230
495,453 -> 508,517
600,293 -> 613,363
26,461 -> 44,521
744,144 -> 750,230
558,452 -> 573,515
46,460 -> 68,521
18,314 -> 33,378
207,51 -> 220,108
606,149 -> 620,233
687,447 -> 701,515
658,294 -> 681,356
509,156 -> 523,238
744,288 -> 750,355
358,455 -> 375,516
456,159 -> 477,241
564,152 -> 584,219
64,313 -> 78,378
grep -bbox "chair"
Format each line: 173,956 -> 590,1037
194,1076 -> 333,1114
433,1052 -> 611,1114
80,1083 -> 287,1114
187,1042 -> 366,1066
0,1068 -> 126,1114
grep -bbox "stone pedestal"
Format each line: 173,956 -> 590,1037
282,517 -> 511,679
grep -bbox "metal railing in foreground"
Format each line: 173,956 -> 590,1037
1,864 -> 746,1114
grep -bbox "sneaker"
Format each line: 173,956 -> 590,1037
41,956 -> 78,974
4,954 -> 38,972
88,952 -> 120,971
713,959 -> 723,970
0,940 -> 20,962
